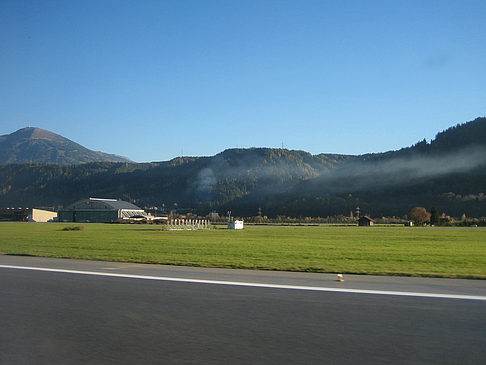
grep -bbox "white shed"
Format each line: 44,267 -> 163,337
228,220 -> 244,229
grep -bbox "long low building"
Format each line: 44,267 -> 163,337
58,198 -> 145,223
0,208 -> 57,222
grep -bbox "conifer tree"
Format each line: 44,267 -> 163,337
430,206 -> 440,226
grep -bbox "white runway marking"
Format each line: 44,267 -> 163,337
1,264 -> 486,301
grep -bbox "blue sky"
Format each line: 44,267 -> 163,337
1,0 -> 485,162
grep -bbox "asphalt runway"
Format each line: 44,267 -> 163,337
1,256 -> 485,364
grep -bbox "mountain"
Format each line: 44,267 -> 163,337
0,118 -> 485,217
0,127 -> 132,164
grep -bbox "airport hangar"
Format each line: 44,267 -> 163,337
58,198 -> 145,223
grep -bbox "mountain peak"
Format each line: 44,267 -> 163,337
0,127 -> 132,164
8,127 -> 63,141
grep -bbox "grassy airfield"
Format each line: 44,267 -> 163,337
1,222 -> 485,279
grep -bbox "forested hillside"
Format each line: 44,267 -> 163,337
279,117 -> 486,217
0,148 -> 353,211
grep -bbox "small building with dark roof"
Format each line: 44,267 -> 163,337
58,198 -> 145,223
358,216 -> 375,226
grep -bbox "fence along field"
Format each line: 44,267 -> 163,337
0,222 -> 485,279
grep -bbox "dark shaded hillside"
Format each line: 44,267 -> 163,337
362,117 -> 486,160
215,118 -> 486,217
0,148 -> 353,210
432,117 -> 486,150
0,127 -> 131,164
279,117 -> 486,217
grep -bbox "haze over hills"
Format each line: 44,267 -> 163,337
0,127 -> 132,164
0,117 -> 485,217
280,118 -> 486,217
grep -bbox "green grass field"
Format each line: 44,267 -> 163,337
1,222 -> 485,279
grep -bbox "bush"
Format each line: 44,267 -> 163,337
61,226 -> 84,231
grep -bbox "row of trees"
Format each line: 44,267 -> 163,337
407,206 -> 478,226
147,204 -> 480,226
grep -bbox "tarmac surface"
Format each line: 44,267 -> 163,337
1,255 -> 485,364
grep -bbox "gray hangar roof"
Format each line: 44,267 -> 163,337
67,198 -> 143,211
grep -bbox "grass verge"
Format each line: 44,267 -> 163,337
1,222 -> 485,279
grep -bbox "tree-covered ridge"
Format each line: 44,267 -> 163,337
431,117 -> 486,150
0,148 -> 355,208
365,116 -> 486,159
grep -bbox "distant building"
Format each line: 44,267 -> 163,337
58,198 -> 145,223
358,216 -> 374,226
28,208 -> 57,222
0,207 -> 56,222
0,208 -> 29,222
228,220 -> 244,229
